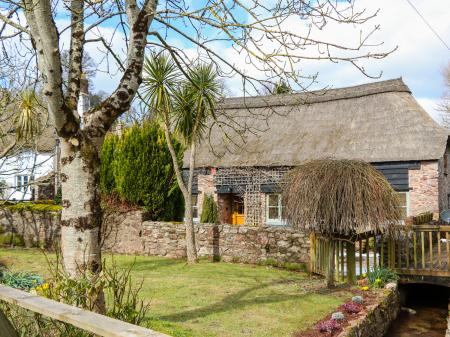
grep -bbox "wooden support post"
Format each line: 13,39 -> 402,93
406,232 -> 410,269
447,232 -> 450,271
310,233 -> 316,273
374,235 -> 378,269
335,241 -> 340,282
429,232 -> 433,270
421,232 -> 425,269
413,232 -> 417,269
380,236 -> 384,267
340,241 -> 345,282
346,241 -> 356,285
327,239 -> 335,287
438,231 -> 442,269
358,239 -> 362,275
366,237 -> 370,273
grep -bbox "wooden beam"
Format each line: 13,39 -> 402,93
0,286 -> 170,337
395,269 -> 450,277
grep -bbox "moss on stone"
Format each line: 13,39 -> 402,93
2,202 -> 62,213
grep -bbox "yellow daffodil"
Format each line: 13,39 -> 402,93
360,286 -> 369,291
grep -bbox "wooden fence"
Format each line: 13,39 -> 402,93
0,285 -> 171,337
310,223 -> 450,283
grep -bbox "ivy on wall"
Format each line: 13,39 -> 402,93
100,121 -> 184,221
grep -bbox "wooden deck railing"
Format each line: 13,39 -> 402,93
0,285 -> 171,337
387,224 -> 450,277
310,223 -> 450,283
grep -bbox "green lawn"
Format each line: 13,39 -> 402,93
0,248 -> 351,337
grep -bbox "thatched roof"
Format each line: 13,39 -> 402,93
185,78 -> 449,168
282,159 -> 402,237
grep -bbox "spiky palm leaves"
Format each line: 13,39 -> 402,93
173,63 -> 221,145
15,90 -> 42,141
142,53 -> 222,145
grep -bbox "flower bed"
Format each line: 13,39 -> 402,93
294,283 -> 399,337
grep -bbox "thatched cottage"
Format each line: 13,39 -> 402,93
183,78 -> 450,226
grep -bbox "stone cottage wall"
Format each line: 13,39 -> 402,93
0,208 -> 60,248
409,161 -> 440,215
104,214 -> 310,264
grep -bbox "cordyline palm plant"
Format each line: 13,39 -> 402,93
282,159 -> 402,287
142,52 -> 222,263
15,90 -> 42,142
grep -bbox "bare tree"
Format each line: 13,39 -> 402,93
0,0 -> 394,276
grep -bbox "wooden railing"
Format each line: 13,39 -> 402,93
387,224 -> 450,277
0,285 -> 171,337
310,224 -> 450,283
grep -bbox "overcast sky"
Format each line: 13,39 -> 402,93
82,0 -> 449,123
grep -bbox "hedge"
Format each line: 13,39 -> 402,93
100,121 -> 184,221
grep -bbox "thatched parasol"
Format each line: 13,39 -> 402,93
282,159 -> 402,287
282,159 -> 402,238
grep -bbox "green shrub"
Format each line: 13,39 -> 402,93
0,271 -> 43,290
367,267 -> 398,288
43,253 -> 150,326
283,262 -> 307,272
54,187 -> 62,205
0,233 -> 25,247
200,194 -> 218,223
100,121 -> 184,221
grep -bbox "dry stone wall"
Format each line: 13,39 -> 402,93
104,212 -> 310,264
0,208 -> 60,248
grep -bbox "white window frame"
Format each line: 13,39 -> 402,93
397,191 -> 410,219
265,193 -> 286,226
15,175 -> 33,193
192,194 -> 199,223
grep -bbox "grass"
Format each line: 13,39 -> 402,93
0,248 -> 352,337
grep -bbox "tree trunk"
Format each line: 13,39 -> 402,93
327,238 -> 336,288
184,196 -> 197,264
59,137 -> 102,277
184,139 -> 198,263
161,114 -> 198,263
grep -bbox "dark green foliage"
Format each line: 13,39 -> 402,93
54,187 -> 62,205
200,195 -> 218,223
367,267 -> 398,288
0,271 -> 43,290
100,121 -> 184,221
100,133 -> 118,194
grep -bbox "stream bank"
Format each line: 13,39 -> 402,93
384,283 -> 449,337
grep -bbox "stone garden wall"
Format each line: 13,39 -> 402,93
338,283 -> 400,337
0,207 -> 310,264
103,211 -> 311,264
0,208 -> 60,248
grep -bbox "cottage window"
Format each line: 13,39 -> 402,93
192,194 -> 199,220
396,192 -> 409,219
266,194 -> 285,225
15,175 -> 32,193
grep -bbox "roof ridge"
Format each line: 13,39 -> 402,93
221,78 -> 410,109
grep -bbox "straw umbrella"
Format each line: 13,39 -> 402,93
282,159 -> 402,287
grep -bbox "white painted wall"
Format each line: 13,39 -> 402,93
0,150 -> 54,201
